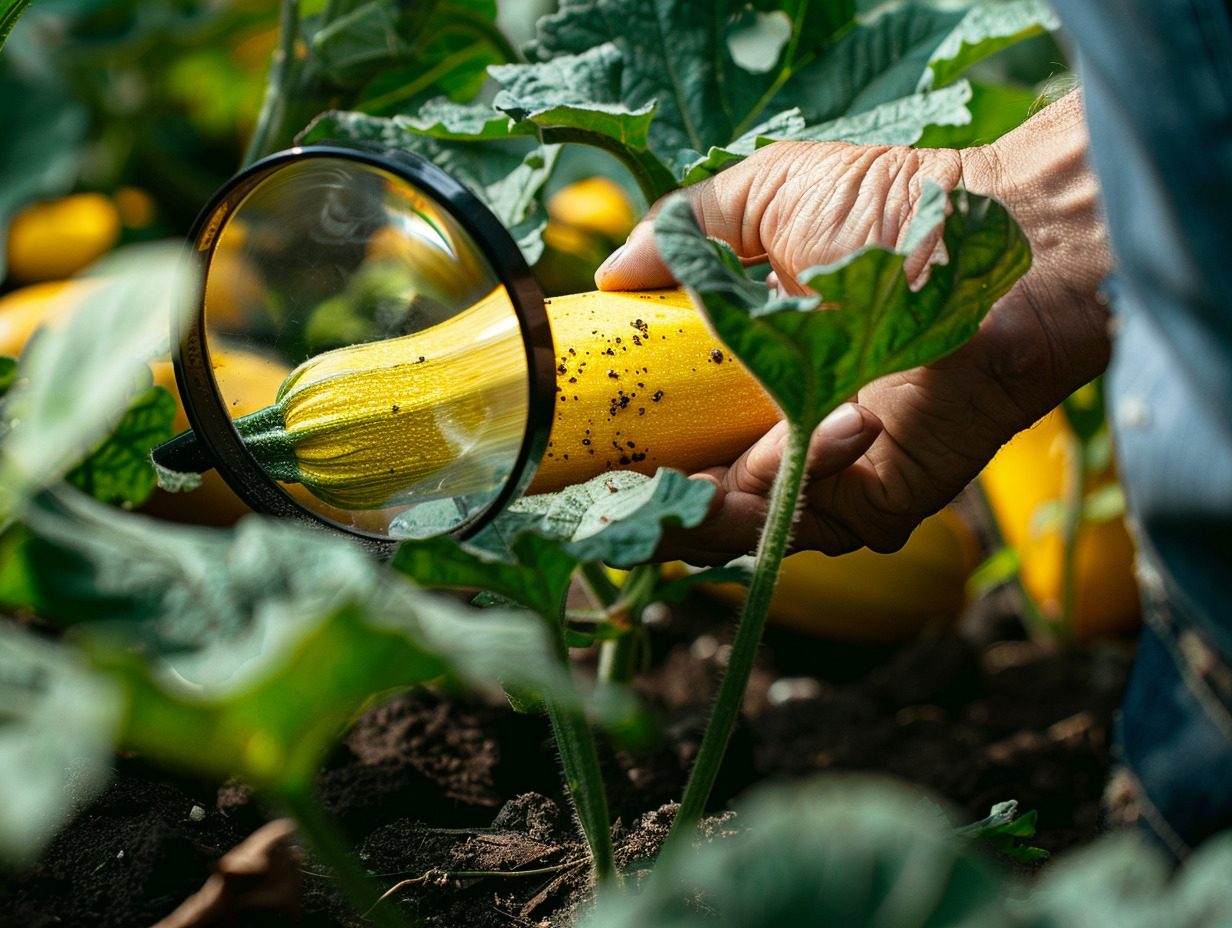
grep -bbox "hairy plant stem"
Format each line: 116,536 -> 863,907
544,597 -> 616,884
587,562 -> 660,685
243,0 -> 301,168
277,784 -> 414,928
666,422 -> 809,846
544,688 -> 616,883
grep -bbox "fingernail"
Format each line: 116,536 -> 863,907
817,403 -> 863,440
596,243 -> 628,280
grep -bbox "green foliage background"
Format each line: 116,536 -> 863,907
6,4 -> 1227,928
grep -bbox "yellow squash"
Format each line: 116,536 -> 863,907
0,279 -> 109,356
5,194 -> 121,285
231,286 -> 781,510
0,278 -> 265,527
979,408 -> 1141,640
678,507 -> 981,644
529,288 -> 780,492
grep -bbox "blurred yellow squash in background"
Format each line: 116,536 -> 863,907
5,194 -> 122,285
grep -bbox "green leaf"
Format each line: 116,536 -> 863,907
966,545 -> 1021,598
301,109 -> 558,264
152,461 -> 203,494
1083,483 -> 1126,525
677,108 -> 806,186
0,243 -> 178,519
923,0 -> 1059,90
653,185 -> 1030,429
94,587 -> 560,791
788,2 -> 1054,121
492,0 -> 1052,201
64,384 -> 176,509
492,44 -> 658,149
393,530 -> 579,621
488,43 -> 678,201
0,0 -> 34,53
582,777 -> 1003,928
1018,833 -> 1232,928
4,487 -> 563,793
306,0 -> 508,113
917,80 -> 1037,149
788,81 -> 973,146
92,604 -> 443,790
955,800 -> 1049,863
392,470 -> 714,619
1061,377 -> 1107,445
655,563 -> 753,604
0,355 -> 15,396
501,468 -> 715,567
8,489 -> 544,695
0,622 -> 123,864
392,98 -> 533,140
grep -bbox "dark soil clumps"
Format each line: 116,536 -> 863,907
1,592 -> 1134,928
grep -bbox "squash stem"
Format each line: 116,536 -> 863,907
243,0 -> 301,167
542,585 -> 616,885
276,784 -> 416,928
540,126 -> 679,207
544,686 -> 617,884
591,563 -> 660,685
666,421 -> 809,846
1057,428 -> 1087,646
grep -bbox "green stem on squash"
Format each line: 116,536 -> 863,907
666,421 -> 810,846
277,784 -> 415,928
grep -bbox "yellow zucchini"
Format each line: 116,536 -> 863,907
232,286 -> 781,510
679,507 -> 981,644
5,194 -> 121,285
979,408 -> 1140,640
529,288 -> 780,493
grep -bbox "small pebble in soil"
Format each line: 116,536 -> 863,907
189,804 -> 206,822
767,677 -> 825,705
642,601 -> 672,628
691,635 -> 720,660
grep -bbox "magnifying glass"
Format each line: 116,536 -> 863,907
153,144 -> 557,552
153,144 -> 783,552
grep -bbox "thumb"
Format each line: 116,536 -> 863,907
596,153 -> 779,290
595,217 -> 676,290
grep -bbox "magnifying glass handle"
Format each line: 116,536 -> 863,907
152,429 -> 213,474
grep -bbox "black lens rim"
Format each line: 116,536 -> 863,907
173,143 -> 555,554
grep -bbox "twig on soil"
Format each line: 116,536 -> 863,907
151,819 -> 303,928
363,858 -> 588,919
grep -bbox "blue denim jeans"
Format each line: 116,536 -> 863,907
1051,0 -> 1232,857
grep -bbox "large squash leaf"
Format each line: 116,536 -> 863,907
484,0 -> 1055,197
652,184 -> 1030,430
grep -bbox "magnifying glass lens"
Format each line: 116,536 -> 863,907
200,156 -> 531,538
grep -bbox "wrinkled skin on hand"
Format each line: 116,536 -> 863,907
597,92 -> 1112,564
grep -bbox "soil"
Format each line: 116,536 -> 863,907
0,574 -> 1136,928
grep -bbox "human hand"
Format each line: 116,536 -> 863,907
597,92 -> 1112,563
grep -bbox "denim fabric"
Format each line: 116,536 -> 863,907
1049,0 -> 1232,856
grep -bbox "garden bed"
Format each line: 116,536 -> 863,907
2,583 -> 1134,928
